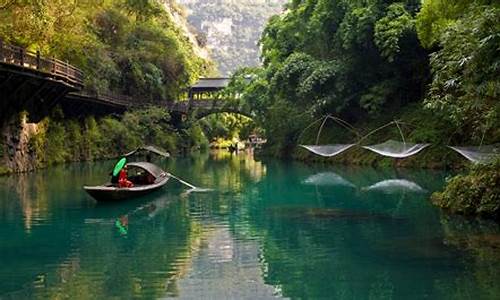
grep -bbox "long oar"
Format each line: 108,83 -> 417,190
167,172 -> 213,193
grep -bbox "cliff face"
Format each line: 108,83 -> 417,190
1,114 -> 39,174
160,0 -> 211,61
177,0 -> 286,76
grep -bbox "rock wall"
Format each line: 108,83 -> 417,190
1,113 -> 40,174
177,0 -> 287,75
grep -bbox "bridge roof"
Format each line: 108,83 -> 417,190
190,77 -> 230,91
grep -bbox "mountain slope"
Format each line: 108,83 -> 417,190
178,0 -> 287,75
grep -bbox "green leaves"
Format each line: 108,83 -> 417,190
415,0 -> 471,49
0,0 -> 210,101
423,4 -> 500,140
431,159 -> 500,219
235,0 -> 431,155
375,3 -> 415,62
338,5 -> 378,50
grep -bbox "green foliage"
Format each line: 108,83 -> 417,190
232,0 -> 429,155
98,117 -> 140,157
375,3 -> 416,62
416,0 -> 479,48
432,160 -> 500,219
226,0 -> 498,163
82,116 -> 102,160
28,107 -> 196,166
422,4 -> 500,142
186,124 -> 209,151
0,0 -> 211,101
45,119 -> 70,165
199,113 -> 255,142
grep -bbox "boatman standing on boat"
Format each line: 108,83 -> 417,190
119,166 -> 134,188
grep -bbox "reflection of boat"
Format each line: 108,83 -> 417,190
362,179 -> 425,194
302,172 -> 355,188
83,162 -> 170,202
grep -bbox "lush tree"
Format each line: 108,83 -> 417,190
0,0 -> 211,101
232,0 -> 428,154
417,1 -> 500,141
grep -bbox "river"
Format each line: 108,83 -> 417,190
1,151 -> 499,299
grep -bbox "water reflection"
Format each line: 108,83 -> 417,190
1,152 -> 500,299
302,171 -> 427,194
362,179 -> 426,194
302,172 -> 356,188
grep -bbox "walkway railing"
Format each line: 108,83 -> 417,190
0,39 -> 84,87
72,91 -> 137,107
70,91 -> 171,108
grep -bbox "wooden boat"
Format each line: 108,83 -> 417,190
84,162 -> 170,202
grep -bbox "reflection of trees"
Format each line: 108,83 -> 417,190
165,150 -> 266,194
3,155 -> 499,299
0,169 -> 76,295
3,172 -> 50,233
14,194 -> 204,299
237,163 -> 483,299
434,215 -> 500,299
0,162 -> 203,298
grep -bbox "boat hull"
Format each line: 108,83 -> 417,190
84,175 -> 169,202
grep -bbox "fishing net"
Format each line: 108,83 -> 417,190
362,140 -> 430,158
299,144 -> 356,157
298,115 -> 359,158
448,145 -> 500,164
302,172 -> 356,187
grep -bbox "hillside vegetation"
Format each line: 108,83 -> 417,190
228,0 -> 498,158
0,0 -> 213,101
0,0 -> 212,173
226,0 -> 499,218
178,0 -> 287,75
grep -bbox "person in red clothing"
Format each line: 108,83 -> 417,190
118,165 -> 134,188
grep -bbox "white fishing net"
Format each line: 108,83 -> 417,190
362,140 -> 430,158
300,144 -> 356,157
302,172 -> 356,187
448,145 -> 500,164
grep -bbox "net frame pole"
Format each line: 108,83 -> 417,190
357,121 -> 396,145
394,120 -> 406,147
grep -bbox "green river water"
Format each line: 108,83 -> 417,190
1,151 -> 499,299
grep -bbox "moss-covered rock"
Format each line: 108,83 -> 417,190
0,165 -> 11,175
1,107 -> 210,175
431,160 -> 500,220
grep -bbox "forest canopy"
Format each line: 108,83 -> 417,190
227,0 -> 499,156
0,0 -> 213,101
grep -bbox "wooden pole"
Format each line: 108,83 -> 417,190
0,39 -> 3,62
20,47 -> 24,66
36,50 -> 40,70
51,57 -> 56,74
65,61 -> 69,81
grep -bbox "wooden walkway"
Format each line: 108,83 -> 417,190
0,40 -> 84,88
0,40 -> 247,121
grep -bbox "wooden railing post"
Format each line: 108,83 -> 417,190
20,47 -> 25,66
65,61 -> 68,80
0,40 -> 84,88
36,50 -> 40,70
0,39 -> 3,62
51,57 -> 56,74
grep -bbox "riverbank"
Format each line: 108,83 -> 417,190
0,107 -> 208,176
261,104 -> 470,170
257,104 -> 498,221
431,160 -> 500,220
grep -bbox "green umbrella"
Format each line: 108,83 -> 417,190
112,157 -> 127,177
